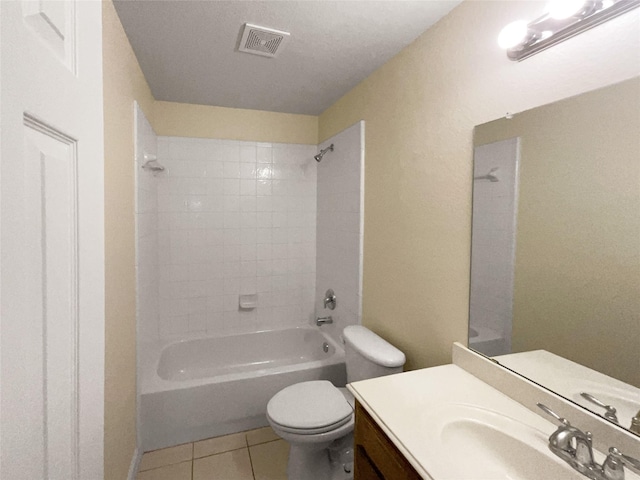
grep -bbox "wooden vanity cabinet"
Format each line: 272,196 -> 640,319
354,401 -> 422,480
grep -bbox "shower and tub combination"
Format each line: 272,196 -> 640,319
134,106 -> 365,451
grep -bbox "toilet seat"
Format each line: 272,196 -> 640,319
267,380 -> 353,435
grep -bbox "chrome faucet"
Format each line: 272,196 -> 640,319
316,316 -> 333,326
537,403 -> 596,473
537,403 -> 640,480
580,392 -> 618,423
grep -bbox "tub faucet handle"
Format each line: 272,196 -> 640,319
323,289 -> 336,310
316,316 -> 333,326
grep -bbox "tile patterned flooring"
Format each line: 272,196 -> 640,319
136,427 -> 289,480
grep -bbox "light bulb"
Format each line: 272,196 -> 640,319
540,30 -> 553,40
546,0 -> 588,19
497,20 -> 530,50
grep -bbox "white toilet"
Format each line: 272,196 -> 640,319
266,325 -> 406,480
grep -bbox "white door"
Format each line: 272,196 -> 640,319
0,1 -> 104,479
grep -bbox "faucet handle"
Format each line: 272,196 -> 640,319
605,448 -> 640,479
537,403 -> 571,426
323,289 -> 336,310
580,392 -> 619,423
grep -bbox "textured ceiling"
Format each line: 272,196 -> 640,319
113,1 -> 462,115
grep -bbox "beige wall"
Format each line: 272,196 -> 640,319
103,1 -> 154,478
318,1 -> 640,370
475,78 -> 640,387
154,101 -> 318,144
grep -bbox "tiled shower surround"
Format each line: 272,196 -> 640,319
150,137 -> 318,340
469,137 -> 519,356
315,122 -> 364,346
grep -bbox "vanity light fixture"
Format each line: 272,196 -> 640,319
499,0 -> 640,61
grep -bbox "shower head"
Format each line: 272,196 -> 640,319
314,144 -> 334,162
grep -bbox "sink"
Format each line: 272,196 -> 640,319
420,404 -> 585,479
349,363 -> 640,480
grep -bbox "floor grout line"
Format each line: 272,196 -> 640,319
138,459 -> 193,474
193,445 -> 248,461
246,445 -> 257,480
191,442 -> 195,480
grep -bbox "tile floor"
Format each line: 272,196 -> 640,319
136,426 -> 289,480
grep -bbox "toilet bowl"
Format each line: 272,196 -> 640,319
266,326 -> 405,480
267,381 -> 355,480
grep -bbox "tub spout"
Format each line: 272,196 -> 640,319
316,316 -> 333,326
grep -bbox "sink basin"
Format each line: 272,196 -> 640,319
421,404 -> 584,479
349,363 -> 640,480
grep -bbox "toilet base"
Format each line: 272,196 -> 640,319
286,435 -> 354,480
329,433 -> 354,480
287,440 -> 332,480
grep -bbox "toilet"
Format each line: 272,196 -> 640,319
266,325 -> 406,480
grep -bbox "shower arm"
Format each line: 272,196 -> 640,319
314,144 -> 334,162
474,167 -> 499,182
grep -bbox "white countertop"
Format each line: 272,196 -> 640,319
347,364 -> 625,480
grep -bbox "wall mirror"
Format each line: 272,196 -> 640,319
469,77 -> 640,435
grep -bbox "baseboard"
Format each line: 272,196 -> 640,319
127,447 -> 142,480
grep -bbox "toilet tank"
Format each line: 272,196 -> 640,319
343,326 -> 406,383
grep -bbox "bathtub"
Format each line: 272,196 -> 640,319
468,325 -> 509,357
140,326 -> 346,451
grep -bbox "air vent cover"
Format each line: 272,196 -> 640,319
238,23 -> 290,58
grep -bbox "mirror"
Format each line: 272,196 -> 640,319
469,77 -> 640,434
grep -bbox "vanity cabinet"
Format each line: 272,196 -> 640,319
354,402 -> 422,480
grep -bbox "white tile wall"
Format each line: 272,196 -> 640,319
315,122 -> 365,345
153,136 -> 317,339
469,137 -> 520,355
135,104 -> 159,342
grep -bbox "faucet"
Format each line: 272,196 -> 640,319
316,316 -> 333,326
537,403 -> 640,480
630,409 -> 640,435
580,392 -> 618,423
537,404 -> 596,474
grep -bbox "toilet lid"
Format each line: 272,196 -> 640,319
267,381 -> 353,431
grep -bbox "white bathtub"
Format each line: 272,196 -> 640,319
140,326 -> 346,451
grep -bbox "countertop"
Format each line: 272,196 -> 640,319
347,364 -> 586,479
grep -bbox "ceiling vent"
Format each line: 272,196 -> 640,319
238,23 -> 290,58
